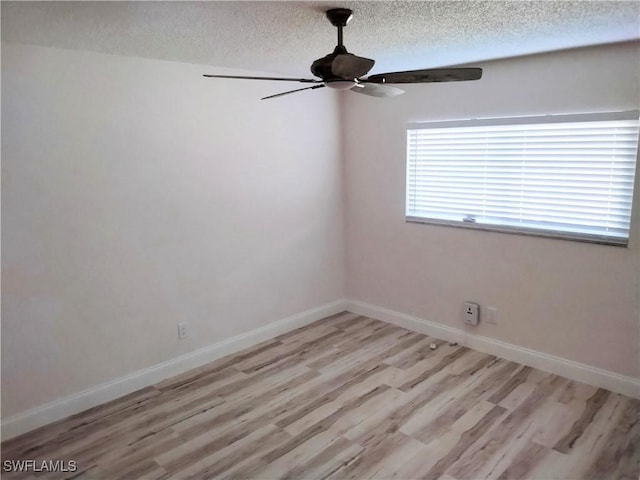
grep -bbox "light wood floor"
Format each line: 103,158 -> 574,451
2,312 -> 638,479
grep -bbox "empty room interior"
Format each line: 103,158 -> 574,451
2,1 -> 639,479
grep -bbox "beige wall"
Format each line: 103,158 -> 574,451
3,40 -> 639,422
343,42 -> 640,378
1,44 -> 345,418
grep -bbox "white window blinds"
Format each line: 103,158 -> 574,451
406,112 -> 639,246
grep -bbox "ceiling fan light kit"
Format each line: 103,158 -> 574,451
203,8 -> 483,100
325,80 -> 358,90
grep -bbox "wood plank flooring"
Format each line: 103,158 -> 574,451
2,312 -> 638,479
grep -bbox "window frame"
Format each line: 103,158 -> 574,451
405,111 -> 640,247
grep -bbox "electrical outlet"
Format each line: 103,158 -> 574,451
178,322 -> 189,339
487,306 -> 498,325
463,302 -> 479,325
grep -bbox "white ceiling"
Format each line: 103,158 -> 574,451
2,1 -> 639,77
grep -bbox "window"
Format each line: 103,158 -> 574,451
406,111 -> 639,246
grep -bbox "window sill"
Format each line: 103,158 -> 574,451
405,216 -> 628,247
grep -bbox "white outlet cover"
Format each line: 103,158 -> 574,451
178,322 -> 189,339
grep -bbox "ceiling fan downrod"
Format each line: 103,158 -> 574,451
326,8 -> 353,48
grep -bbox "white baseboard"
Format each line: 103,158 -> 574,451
1,299 -> 348,441
5,297 -> 636,441
346,299 -> 640,399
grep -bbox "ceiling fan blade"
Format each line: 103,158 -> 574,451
203,74 -> 320,83
331,54 -> 375,79
261,84 -> 326,100
364,68 -> 482,84
350,83 -> 404,98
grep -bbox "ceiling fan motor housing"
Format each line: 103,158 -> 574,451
311,9 -> 354,80
310,45 -> 349,80
311,8 -> 374,82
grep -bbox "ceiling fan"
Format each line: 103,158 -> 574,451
203,8 -> 482,100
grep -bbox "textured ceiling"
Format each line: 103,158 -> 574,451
2,1 -> 639,77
